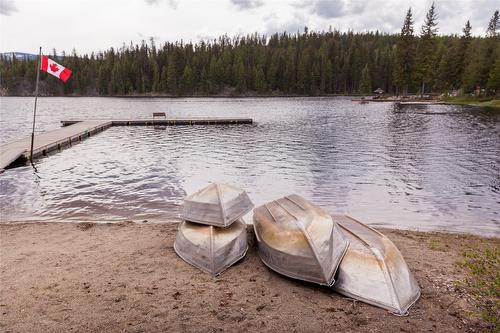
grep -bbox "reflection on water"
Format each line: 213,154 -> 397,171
0,97 -> 499,236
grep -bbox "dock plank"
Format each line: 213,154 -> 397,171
0,120 -> 112,170
61,117 -> 253,127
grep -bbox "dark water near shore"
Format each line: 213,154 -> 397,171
0,97 -> 499,236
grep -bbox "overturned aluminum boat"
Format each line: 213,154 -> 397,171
332,215 -> 420,315
174,219 -> 248,276
181,183 -> 253,227
253,194 -> 349,286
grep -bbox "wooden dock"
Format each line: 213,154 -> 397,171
351,99 -> 449,105
0,117 -> 252,172
0,120 -> 112,172
61,117 -> 253,127
395,101 -> 448,106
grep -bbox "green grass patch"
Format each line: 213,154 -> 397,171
460,246 -> 500,332
427,237 -> 448,251
442,96 -> 500,108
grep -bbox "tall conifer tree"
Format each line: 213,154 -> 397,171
486,10 -> 499,37
455,20 -> 473,89
359,64 -> 372,94
393,8 -> 416,96
417,2 -> 439,96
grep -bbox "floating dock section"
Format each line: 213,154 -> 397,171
61,117 -> 253,127
0,117 -> 253,172
351,99 -> 449,105
395,101 -> 448,106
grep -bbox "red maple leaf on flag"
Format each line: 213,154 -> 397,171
50,63 -> 59,72
41,56 -> 72,82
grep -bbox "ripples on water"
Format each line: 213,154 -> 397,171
0,97 -> 499,236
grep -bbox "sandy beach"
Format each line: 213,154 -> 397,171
0,221 -> 498,332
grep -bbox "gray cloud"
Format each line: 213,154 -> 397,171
263,0 -> 498,37
344,0 -> 365,14
230,0 -> 264,10
291,0 -> 313,8
311,0 -> 344,18
309,0 -> 367,19
144,0 -> 178,9
0,0 -> 17,16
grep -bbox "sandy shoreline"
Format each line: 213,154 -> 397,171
0,221 -> 498,332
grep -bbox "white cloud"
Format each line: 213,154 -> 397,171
264,11 -> 307,35
0,0 -> 497,54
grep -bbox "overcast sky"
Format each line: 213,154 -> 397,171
0,0 -> 497,55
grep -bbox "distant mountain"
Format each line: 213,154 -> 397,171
0,52 -> 37,61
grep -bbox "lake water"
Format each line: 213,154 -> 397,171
0,97 -> 499,236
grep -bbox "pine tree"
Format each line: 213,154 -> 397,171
151,60 -> 160,93
97,66 -> 108,95
462,40 -> 481,93
454,20 -> 473,90
326,60 -> 333,93
393,8 -> 416,96
486,10 -> 499,37
359,64 -> 372,94
479,10 -> 500,94
159,66 -> 168,92
208,57 -> 223,93
463,20 -> 472,39
297,52 -> 309,93
234,57 -> 247,93
181,64 -> 193,93
486,56 -> 500,94
266,52 -> 279,91
318,42 -> 327,93
436,42 -> 456,91
200,66 -> 209,93
417,2 -> 439,96
166,54 -> 177,93
254,65 -> 267,93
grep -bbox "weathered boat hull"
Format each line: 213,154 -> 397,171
182,183 -> 253,227
174,219 -> 248,276
332,215 -> 420,315
253,195 -> 349,286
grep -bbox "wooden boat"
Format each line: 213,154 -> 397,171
174,219 -> 248,276
181,183 -> 253,227
253,195 -> 349,286
332,215 -> 421,315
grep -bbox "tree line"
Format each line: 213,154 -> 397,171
1,6 -> 498,97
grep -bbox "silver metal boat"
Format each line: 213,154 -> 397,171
332,215 -> 421,315
181,183 -> 253,227
174,219 -> 248,276
253,194 -> 349,286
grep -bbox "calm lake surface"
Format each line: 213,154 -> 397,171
0,97 -> 499,236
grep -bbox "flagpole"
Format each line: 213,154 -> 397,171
30,47 -> 42,163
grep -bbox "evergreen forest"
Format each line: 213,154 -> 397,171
1,6 -> 499,97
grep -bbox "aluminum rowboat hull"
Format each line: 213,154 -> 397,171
332,215 -> 420,315
253,194 -> 348,286
181,183 -> 253,227
174,219 -> 248,276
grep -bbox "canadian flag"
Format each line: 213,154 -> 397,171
41,55 -> 72,83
